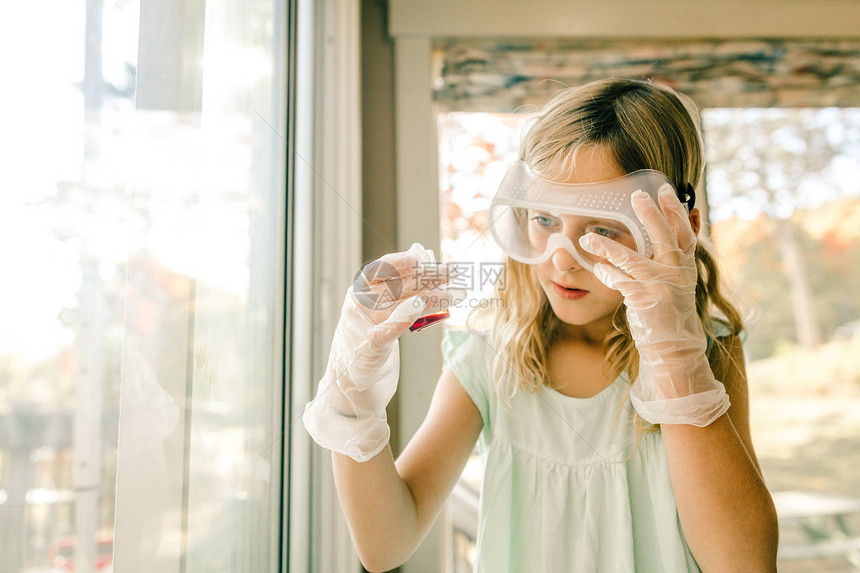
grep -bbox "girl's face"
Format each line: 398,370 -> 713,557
531,147 -> 629,336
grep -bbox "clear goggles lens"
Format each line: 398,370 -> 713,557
488,162 -> 678,270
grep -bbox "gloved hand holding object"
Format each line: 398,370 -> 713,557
579,185 -> 730,427
303,243 -> 464,462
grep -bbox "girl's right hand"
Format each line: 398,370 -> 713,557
347,243 -> 460,368
303,243 -> 463,462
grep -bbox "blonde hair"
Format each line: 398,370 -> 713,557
470,78 -> 743,446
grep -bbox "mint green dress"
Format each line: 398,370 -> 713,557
441,328 -> 703,573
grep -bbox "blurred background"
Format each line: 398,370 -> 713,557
1,1 -> 860,572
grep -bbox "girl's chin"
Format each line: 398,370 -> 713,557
546,298 -> 622,328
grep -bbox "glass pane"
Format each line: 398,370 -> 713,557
703,107 -> 860,573
437,111 -> 528,571
439,107 -> 860,572
0,0 -> 286,571
437,112 -> 525,326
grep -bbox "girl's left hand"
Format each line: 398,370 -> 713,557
579,185 -> 730,427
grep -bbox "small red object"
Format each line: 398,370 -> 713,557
409,309 -> 450,332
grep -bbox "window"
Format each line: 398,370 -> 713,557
432,38 -> 860,571
436,106 -> 860,573
0,1 -> 291,571
703,107 -> 860,572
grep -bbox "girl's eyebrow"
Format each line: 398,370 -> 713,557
582,218 -> 628,230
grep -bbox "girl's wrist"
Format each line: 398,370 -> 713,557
639,352 -> 718,398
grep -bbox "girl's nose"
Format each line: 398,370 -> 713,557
551,247 -> 580,272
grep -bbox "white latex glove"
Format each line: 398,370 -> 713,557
303,243 -> 463,461
579,185 -> 730,427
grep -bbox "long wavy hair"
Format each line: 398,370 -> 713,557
470,78 -> 743,445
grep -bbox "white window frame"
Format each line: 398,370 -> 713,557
289,0 -> 363,571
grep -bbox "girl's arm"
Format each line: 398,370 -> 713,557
660,335 -> 779,572
332,367 -> 482,572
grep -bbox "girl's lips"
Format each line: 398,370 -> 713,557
552,282 -> 589,300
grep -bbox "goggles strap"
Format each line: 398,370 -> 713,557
679,182 -> 696,210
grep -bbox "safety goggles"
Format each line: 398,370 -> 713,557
488,161 -> 690,270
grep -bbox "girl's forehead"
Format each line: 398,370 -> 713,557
553,146 -> 625,185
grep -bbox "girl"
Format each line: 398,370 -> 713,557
304,78 -> 779,572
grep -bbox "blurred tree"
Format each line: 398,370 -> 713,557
703,108 -> 859,352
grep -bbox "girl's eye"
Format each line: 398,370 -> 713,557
588,226 -> 621,239
530,214 -> 558,228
